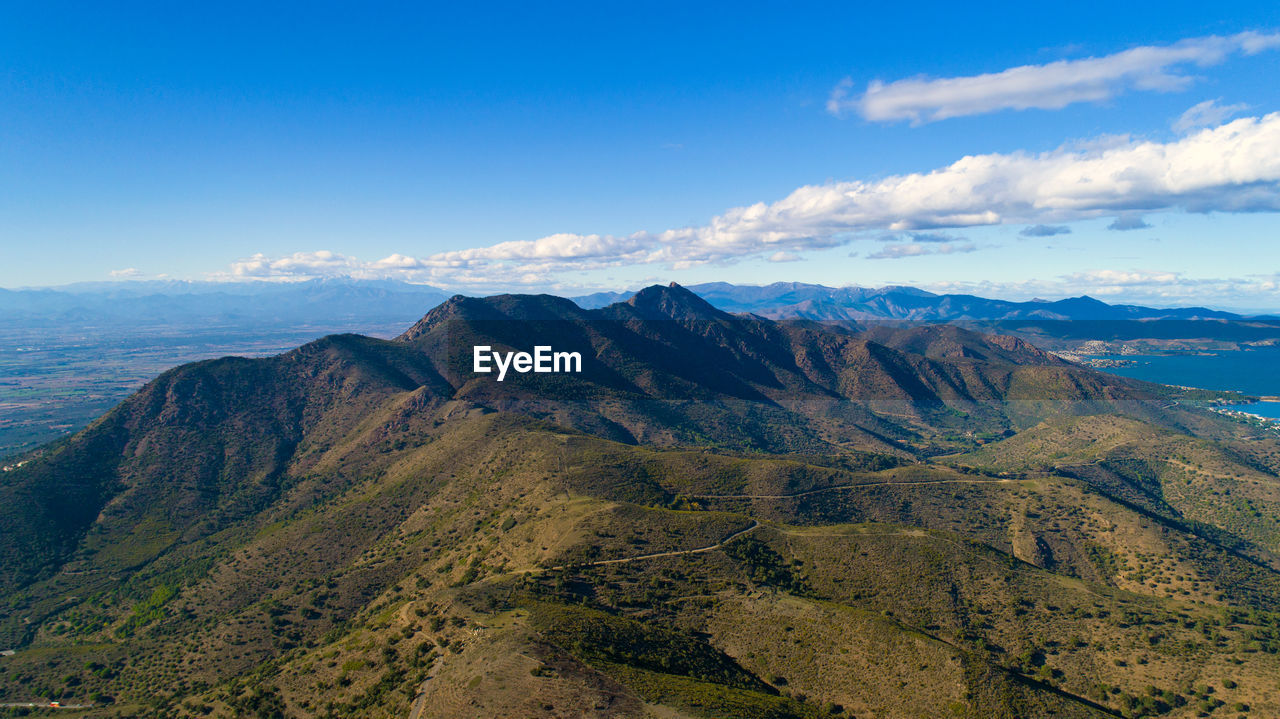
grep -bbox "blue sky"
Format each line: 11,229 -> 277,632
3,1 -> 1280,309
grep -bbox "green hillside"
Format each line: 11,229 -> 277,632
1,285 -> 1277,719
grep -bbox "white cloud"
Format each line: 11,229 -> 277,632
828,32 -> 1280,124
109,267 -> 142,278
767,251 -> 802,263
1173,98 -> 1251,132
425,233 -> 652,266
217,113 -> 1280,288
1064,269 -> 1181,286
424,113 -> 1280,274
867,241 -> 977,260
923,269 -> 1280,310
216,249 -> 586,289
228,250 -> 364,279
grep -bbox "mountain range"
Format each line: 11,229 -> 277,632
2,278 -> 1272,331
1,284 -> 1279,718
572,282 -> 1258,321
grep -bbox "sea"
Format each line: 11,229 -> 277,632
1091,345 -> 1280,420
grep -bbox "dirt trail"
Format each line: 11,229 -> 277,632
506,520 -> 762,577
689,477 -> 1025,500
407,651 -> 449,719
509,477 -> 1034,574
561,520 -> 761,568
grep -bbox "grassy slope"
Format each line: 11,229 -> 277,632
3,290 -> 1278,718
3,409 -> 1280,718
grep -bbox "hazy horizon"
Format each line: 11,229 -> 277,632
3,276 -> 1279,315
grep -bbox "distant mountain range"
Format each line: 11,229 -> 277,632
0,278 -> 450,329
573,281 -> 1259,321
3,278 -> 1270,332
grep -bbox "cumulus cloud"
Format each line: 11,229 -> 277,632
228,250 -> 365,278
109,268 -> 143,278
1019,224 -> 1072,237
422,113 -> 1280,275
216,249 -> 579,289
218,113 -> 1280,287
1107,215 -> 1153,231
1173,98 -> 1251,132
828,32 -> 1280,124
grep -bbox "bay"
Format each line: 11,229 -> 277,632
1091,345 -> 1280,419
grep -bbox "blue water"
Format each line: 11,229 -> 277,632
1091,345 -> 1280,419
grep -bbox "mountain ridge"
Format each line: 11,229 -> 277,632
1,284 -> 1184,594
2,279 -> 1270,333
3,283 -> 1279,718
574,281 -> 1252,321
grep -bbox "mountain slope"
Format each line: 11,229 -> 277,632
0,284 -> 1219,604
1,284 -> 1278,718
